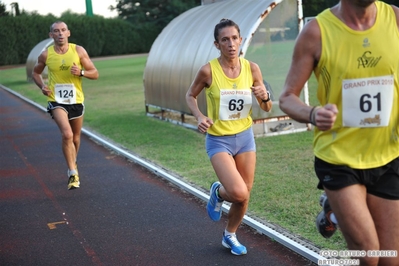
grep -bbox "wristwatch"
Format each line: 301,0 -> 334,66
262,91 -> 271,103
80,69 -> 84,77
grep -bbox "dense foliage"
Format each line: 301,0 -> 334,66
0,13 -> 141,65
0,0 -> 399,65
0,1 -> 8,16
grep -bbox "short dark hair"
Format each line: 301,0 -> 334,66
213,19 -> 240,42
50,21 -> 68,32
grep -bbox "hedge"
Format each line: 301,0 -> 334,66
0,14 -> 151,66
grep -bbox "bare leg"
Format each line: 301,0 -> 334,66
325,185 -> 379,266
69,116 -> 83,162
210,151 -> 256,232
52,108 -> 77,172
367,194 -> 399,266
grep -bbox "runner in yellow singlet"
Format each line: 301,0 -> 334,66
186,19 -> 272,256
32,21 -> 99,190
279,1 -> 399,265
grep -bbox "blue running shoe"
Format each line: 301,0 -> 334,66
207,181 -> 223,221
222,232 -> 247,255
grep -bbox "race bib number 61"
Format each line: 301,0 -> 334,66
342,75 -> 394,127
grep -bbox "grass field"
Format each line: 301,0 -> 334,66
0,54 -> 347,252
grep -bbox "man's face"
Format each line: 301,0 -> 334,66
49,22 -> 70,45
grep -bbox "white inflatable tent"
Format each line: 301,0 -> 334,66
144,0 -> 309,136
26,38 -> 53,82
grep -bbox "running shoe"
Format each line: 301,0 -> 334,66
207,181 -> 223,221
67,162 -> 78,176
68,174 -> 80,190
316,192 -> 337,238
222,232 -> 247,255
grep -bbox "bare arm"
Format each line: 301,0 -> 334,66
185,64 -> 213,133
250,61 -> 272,112
71,45 -> 99,80
279,19 -> 337,131
32,51 -> 52,96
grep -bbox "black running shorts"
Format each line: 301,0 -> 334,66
315,156 -> 399,200
47,102 -> 84,120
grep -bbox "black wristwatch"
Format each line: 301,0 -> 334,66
80,69 -> 85,77
262,91 -> 271,103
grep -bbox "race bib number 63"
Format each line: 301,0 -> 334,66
219,89 -> 252,121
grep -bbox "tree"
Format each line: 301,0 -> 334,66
11,2 -> 20,16
302,0 -> 338,18
111,0 -> 200,51
0,0 -> 9,17
111,0 -> 200,32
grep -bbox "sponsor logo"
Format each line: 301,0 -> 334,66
357,51 -> 381,68
360,114 -> 381,126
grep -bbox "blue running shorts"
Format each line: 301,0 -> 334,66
205,127 -> 256,159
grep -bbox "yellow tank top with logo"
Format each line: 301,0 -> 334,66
46,43 -> 84,104
206,57 -> 253,136
314,1 -> 399,168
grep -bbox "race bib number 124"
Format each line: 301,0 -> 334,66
54,84 -> 77,104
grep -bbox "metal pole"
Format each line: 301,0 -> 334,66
85,0 -> 93,16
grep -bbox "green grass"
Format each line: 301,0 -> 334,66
0,55 -> 346,251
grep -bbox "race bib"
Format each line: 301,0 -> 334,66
342,75 -> 394,127
54,84 -> 77,104
219,89 -> 252,120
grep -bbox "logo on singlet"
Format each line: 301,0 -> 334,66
59,64 -> 70,71
362,38 -> 370,48
59,59 -> 70,71
357,51 -> 381,69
